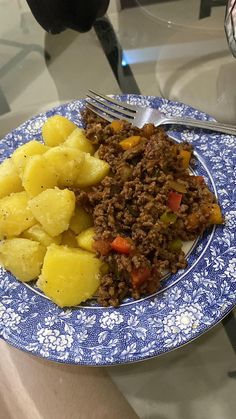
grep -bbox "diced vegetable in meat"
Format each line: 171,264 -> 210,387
131,267 -> 151,288
119,136 -> 141,150
160,211 -> 177,225
167,191 -> 182,212
110,120 -> 124,132
111,236 -> 132,254
180,149 -> 191,168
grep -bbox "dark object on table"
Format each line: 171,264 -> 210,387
225,0 -> 236,57
199,0 -> 227,19
26,0 -> 110,33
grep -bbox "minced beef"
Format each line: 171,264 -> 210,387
76,109 -> 222,307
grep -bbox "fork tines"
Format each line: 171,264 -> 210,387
85,89 -> 136,123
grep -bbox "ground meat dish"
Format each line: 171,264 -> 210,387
77,110 -> 223,307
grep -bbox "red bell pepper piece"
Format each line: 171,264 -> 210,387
131,267 -> 151,288
111,236 -> 132,254
167,191 -> 182,212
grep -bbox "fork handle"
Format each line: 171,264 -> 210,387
162,117 -> 236,136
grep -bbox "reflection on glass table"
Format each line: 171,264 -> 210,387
108,0 -> 236,122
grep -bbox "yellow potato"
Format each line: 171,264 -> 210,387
43,146 -> 84,188
29,188 -> 75,237
64,128 -> 95,155
22,155 -> 58,197
11,140 -> 49,176
0,238 -> 46,282
93,150 -> 100,158
61,229 -> 78,247
0,158 -> 23,198
76,227 -> 96,252
76,153 -> 110,188
37,244 -> 101,307
69,206 -> 93,235
22,223 -> 62,247
42,115 -> 77,147
0,191 -> 35,239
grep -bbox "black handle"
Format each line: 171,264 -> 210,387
26,0 -> 110,33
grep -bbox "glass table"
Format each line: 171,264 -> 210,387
0,1 -> 236,418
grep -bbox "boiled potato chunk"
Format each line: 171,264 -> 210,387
42,115 -> 77,147
76,153 -> 110,188
37,244 -> 101,307
22,223 -> 62,247
76,227 -> 96,252
22,155 -> 58,197
61,229 -> 78,247
11,140 -> 49,176
0,238 -> 46,282
44,146 -> 84,188
64,128 -> 95,155
93,150 -> 100,158
69,206 -> 93,235
29,188 -> 75,237
0,191 -> 35,239
0,158 -> 23,198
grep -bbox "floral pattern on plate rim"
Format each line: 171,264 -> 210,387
0,95 -> 235,366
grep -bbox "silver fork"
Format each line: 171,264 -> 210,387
85,89 -> 236,136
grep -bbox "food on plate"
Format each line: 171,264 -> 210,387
77,110 -> 224,306
37,245 -> 102,307
0,191 -> 35,239
22,154 -> 58,196
76,226 -> 96,252
75,153 -> 110,188
69,206 -> 93,235
61,229 -> 78,247
0,111 -> 224,308
28,188 -> 76,237
64,128 -> 95,154
0,115 -> 110,307
0,238 -> 46,282
207,203 -> 224,224
42,114 -> 77,146
21,224 -> 62,247
43,146 -> 85,188
0,158 -> 23,198
179,149 -> 191,169
11,140 -> 49,176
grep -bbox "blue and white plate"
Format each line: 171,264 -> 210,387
0,95 -> 235,366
